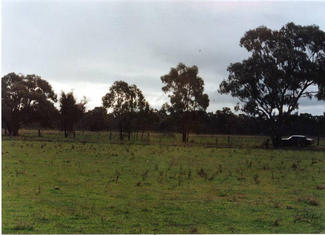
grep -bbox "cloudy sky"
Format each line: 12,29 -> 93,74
2,0 -> 325,114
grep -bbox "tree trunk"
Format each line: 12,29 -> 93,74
12,127 -> 19,136
271,134 -> 282,148
182,127 -> 187,143
119,127 -> 123,141
38,129 -> 41,137
128,131 -> 131,141
64,129 -> 68,138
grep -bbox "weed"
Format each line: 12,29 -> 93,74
294,208 -> 322,224
187,169 -> 192,179
253,174 -> 260,184
197,168 -> 207,180
115,170 -> 120,184
298,196 -> 320,206
12,222 -> 34,231
273,219 -> 280,226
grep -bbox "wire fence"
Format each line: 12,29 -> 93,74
3,129 -> 325,150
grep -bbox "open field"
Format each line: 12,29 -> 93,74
2,130 -> 325,233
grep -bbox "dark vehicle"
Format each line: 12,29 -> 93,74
281,135 -> 314,147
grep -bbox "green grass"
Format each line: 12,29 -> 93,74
2,130 -> 325,233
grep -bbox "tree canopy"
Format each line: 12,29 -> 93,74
59,91 -> 86,137
102,81 -> 148,140
219,22 -> 325,146
161,63 -> 209,142
2,72 -> 57,136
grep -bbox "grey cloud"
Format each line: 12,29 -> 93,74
2,0 -> 325,114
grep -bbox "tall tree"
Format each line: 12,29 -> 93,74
102,81 -> 147,140
2,73 -> 57,136
161,63 -> 209,142
219,23 -> 325,147
59,92 -> 86,138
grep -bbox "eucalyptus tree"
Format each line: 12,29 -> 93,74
102,81 -> 148,140
161,63 -> 209,142
219,23 -> 325,147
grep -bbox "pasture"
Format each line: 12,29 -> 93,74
2,130 -> 325,233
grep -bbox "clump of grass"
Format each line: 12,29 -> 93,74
142,169 -> 149,181
187,169 -> 192,179
12,222 -> 34,231
253,174 -> 260,184
294,208 -> 322,224
316,185 -> 325,190
298,196 -> 320,206
273,219 -> 280,226
218,164 -> 223,173
208,172 -> 217,181
115,170 -> 120,184
197,168 -> 207,180
274,201 -> 280,208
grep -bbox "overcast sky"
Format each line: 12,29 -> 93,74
2,0 -> 325,114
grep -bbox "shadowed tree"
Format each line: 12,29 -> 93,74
102,81 -> 148,140
59,91 -> 86,138
80,107 -> 109,131
1,73 -> 57,136
161,63 -> 209,143
219,22 -> 325,147
32,98 -> 60,136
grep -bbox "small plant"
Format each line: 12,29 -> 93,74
115,170 -> 120,184
197,168 -> 207,180
218,164 -> 223,173
253,174 -> 260,184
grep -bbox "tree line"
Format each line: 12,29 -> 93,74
2,22 -> 325,147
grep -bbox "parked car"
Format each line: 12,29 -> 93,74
281,135 -> 314,147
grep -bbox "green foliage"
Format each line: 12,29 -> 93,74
161,63 -> 209,113
80,107 -> 109,131
102,81 -> 147,116
102,81 -> 149,139
1,73 -> 57,136
59,91 -> 86,137
219,22 -> 325,146
161,63 -> 209,142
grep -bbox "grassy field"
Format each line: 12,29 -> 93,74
2,130 -> 325,233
